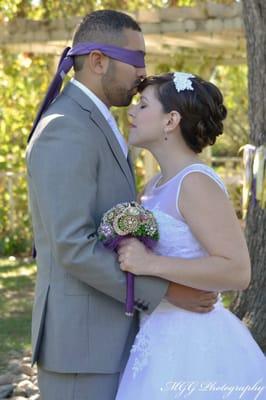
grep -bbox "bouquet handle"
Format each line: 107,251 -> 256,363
125,272 -> 134,316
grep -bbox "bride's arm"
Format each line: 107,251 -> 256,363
118,173 -> 251,292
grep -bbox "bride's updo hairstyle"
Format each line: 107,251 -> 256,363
138,73 -> 227,153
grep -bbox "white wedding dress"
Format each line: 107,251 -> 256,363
116,164 -> 266,400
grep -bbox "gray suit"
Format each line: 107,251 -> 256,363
26,82 -> 168,398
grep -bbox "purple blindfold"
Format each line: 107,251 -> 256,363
27,43 -> 146,143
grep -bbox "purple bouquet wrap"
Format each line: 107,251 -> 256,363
97,201 -> 159,316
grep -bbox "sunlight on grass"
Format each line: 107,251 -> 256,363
0,265 -> 36,280
0,257 -> 36,372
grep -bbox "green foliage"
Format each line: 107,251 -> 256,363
0,51 -> 54,255
0,0 -> 174,21
212,65 -> 248,156
214,163 -> 243,218
0,0 -> 23,21
0,0 -> 238,22
0,0 -> 245,255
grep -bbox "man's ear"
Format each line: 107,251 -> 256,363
86,51 -> 109,74
164,111 -> 181,133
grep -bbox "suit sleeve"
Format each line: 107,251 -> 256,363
27,116 -> 169,314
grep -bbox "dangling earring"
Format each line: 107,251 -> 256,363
164,130 -> 168,141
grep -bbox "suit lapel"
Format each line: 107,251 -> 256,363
63,82 -> 136,197
127,149 -> 136,188
90,106 -> 136,197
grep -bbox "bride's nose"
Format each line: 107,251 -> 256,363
128,104 -> 136,119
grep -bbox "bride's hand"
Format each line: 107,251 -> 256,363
117,238 -> 154,275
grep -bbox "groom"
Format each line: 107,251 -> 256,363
26,10 -> 217,400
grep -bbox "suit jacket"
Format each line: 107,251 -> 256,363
26,82 -> 169,373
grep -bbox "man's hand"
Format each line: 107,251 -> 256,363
165,282 -> 218,313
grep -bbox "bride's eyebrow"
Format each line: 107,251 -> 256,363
140,95 -> 149,102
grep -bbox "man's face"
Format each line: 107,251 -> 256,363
102,29 -> 147,107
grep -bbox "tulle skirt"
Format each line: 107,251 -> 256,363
116,300 -> 266,400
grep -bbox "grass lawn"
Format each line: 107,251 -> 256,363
0,257 -> 36,373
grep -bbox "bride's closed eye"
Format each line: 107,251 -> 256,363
139,101 -> 147,109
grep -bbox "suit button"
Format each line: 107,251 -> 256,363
134,299 -> 143,309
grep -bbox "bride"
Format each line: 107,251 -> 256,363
115,72 -> 266,399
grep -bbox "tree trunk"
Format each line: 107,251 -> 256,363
230,0 -> 266,352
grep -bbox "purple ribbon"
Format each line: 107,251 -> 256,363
103,235 -> 157,317
68,43 -> 145,67
126,272 -> 135,316
27,43 -> 145,143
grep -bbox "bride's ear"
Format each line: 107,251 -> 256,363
164,111 -> 181,133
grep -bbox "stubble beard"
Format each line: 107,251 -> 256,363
102,61 -> 136,107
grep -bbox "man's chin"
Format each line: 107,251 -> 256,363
113,95 -> 134,107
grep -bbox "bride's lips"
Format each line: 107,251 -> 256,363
129,123 -> 137,129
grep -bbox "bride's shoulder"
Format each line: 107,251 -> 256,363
181,164 -> 227,194
179,166 -> 228,203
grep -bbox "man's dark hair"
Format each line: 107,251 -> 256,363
72,10 -> 142,71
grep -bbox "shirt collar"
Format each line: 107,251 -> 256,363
70,78 -> 128,158
70,78 -> 111,122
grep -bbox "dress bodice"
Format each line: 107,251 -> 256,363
141,163 -> 227,259
140,163 -> 227,312
148,208 -> 208,259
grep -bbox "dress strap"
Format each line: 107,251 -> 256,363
175,164 -> 228,221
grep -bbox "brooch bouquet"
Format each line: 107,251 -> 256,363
97,201 -> 159,316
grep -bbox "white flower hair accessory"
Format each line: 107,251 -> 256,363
173,72 -> 195,93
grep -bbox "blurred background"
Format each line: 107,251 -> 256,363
0,0 -> 265,378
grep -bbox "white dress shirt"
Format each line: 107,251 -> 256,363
71,78 -> 128,158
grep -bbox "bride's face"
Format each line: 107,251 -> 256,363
128,85 -> 166,149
